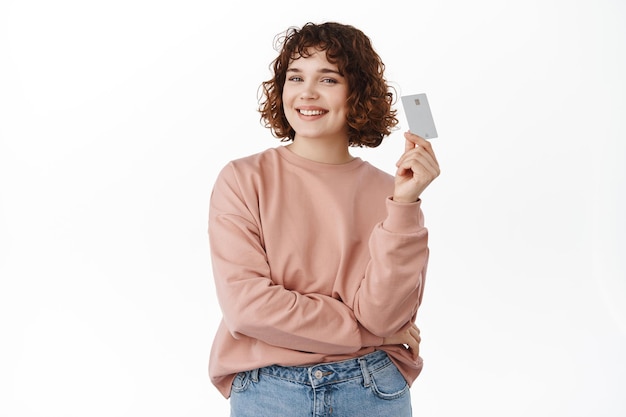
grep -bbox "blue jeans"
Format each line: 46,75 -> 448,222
230,350 -> 412,417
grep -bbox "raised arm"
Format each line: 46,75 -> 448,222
353,198 -> 429,336
354,132 -> 439,337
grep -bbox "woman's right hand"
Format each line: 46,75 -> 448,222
382,323 -> 421,360
393,131 -> 440,203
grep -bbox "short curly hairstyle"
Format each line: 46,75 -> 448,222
258,22 -> 398,148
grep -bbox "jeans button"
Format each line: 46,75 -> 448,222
314,370 -> 323,379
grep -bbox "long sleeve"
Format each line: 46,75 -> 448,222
209,162 -> 383,354
353,197 -> 429,337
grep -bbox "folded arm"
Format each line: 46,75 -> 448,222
209,164 -> 383,354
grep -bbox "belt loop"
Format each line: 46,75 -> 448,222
358,357 -> 372,387
250,368 -> 259,383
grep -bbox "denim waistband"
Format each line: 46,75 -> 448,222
253,350 -> 391,388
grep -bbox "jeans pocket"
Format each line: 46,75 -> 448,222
231,371 -> 252,393
369,362 -> 409,400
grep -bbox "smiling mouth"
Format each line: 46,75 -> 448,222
298,109 -> 327,116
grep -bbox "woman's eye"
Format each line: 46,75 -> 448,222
322,78 -> 337,84
288,76 -> 303,82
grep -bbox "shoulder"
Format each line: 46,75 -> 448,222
362,160 -> 393,178
359,160 -> 395,186
226,147 -> 281,170
212,148 -> 282,198
216,148 -> 281,180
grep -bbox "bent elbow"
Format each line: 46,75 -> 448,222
357,312 -> 406,338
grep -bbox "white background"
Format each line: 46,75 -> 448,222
1,0 -> 625,416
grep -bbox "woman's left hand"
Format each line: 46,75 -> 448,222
382,322 -> 422,360
393,131 -> 440,203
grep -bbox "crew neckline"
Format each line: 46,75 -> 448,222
275,145 -> 364,172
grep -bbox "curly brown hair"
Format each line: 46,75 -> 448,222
258,22 -> 398,148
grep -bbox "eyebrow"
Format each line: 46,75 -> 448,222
286,67 -> 343,76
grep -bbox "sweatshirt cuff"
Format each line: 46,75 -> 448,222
382,196 -> 423,233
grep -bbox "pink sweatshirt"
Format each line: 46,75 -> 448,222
208,146 -> 429,398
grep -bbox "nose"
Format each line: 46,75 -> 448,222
300,80 -> 319,100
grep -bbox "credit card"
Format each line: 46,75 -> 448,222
401,93 -> 438,139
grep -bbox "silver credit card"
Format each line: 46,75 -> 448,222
401,93 -> 438,139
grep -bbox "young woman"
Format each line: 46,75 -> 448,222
208,22 -> 440,417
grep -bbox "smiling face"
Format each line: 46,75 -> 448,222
282,49 -> 350,144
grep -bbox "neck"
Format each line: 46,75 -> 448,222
286,135 -> 354,164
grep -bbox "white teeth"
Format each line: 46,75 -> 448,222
299,109 -> 325,116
